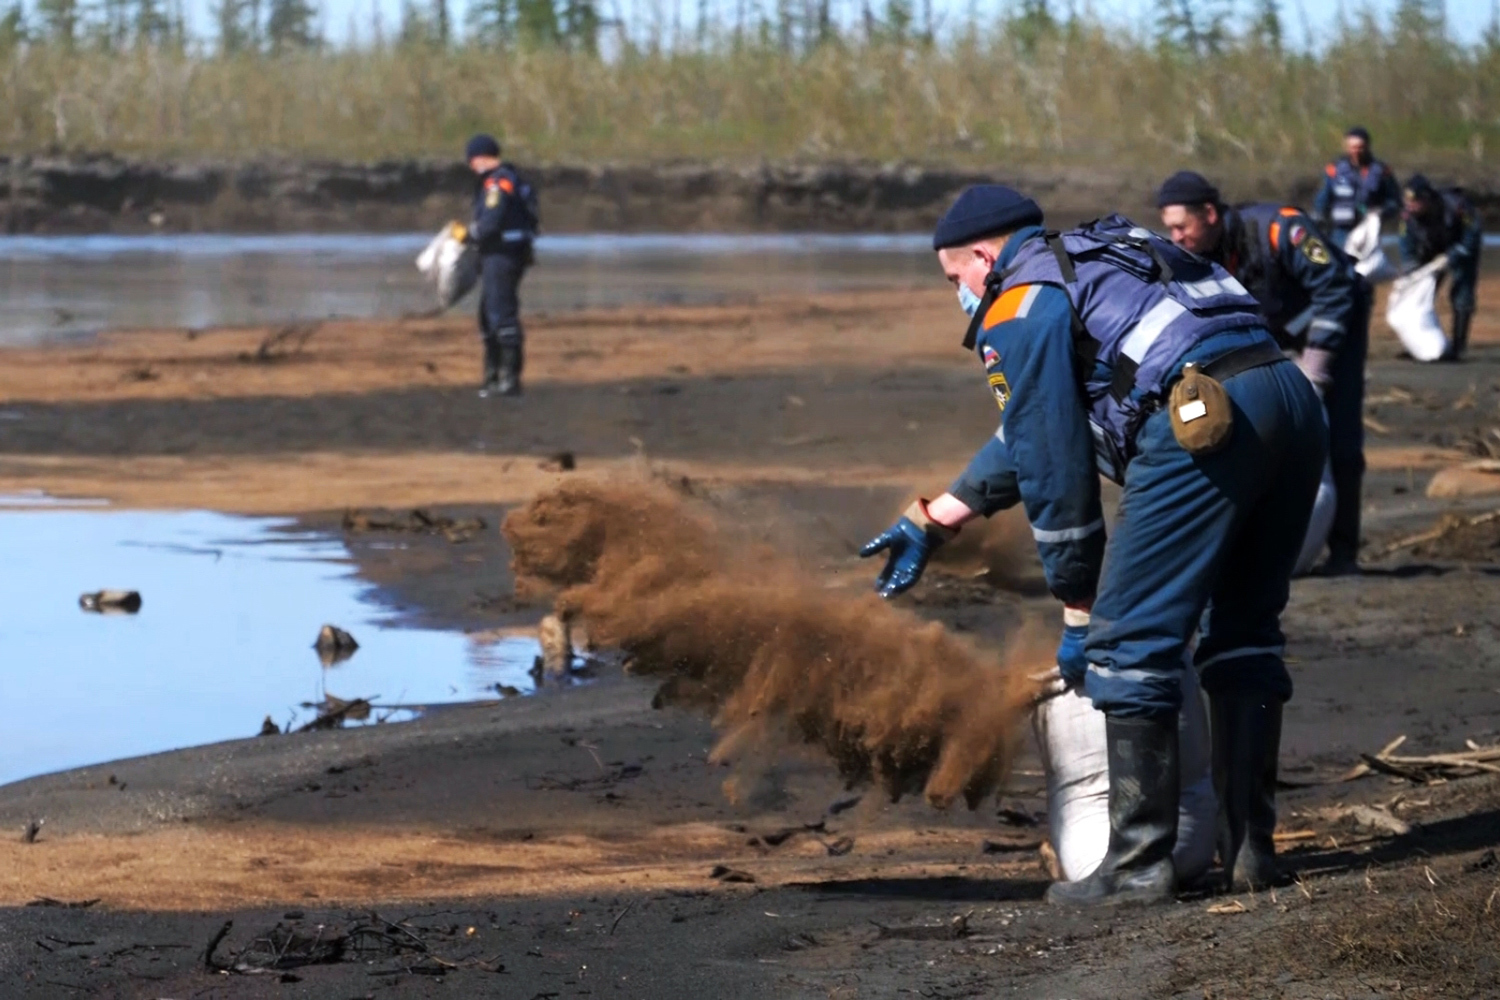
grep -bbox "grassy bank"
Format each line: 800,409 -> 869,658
2,15 -> 1498,177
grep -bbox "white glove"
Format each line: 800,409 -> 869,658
1296,347 -> 1334,397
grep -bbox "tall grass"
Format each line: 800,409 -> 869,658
2,17 -> 1497,172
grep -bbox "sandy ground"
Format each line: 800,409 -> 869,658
2,279 -> 1500,998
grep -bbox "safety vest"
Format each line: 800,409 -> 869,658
985,216 -> 1265,478
1325,158 -> 1391,228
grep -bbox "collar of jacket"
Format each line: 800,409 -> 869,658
992,223 -> 1048,276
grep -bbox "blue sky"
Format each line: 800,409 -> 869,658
166,0 -> 1494,46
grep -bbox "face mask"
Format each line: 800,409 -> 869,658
957,283 -> 982,318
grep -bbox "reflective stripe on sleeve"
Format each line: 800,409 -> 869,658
1031,518 -> 1105,544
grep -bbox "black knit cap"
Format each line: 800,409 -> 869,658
1345,125 -> 1371,142
1156,170 -> 1221,208
465,133 -> 501,160
932,185 -> 1045,250
1404,173 -> 1436,200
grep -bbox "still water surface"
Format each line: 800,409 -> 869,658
0,232 -> 936,345
0,505 -> 542,786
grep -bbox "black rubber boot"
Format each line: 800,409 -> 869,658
1451,309 -> 1473,361
478,337 -> 502,397
1210,691 -> 1286,891
498,338 -> 523,397
1046,714 -> 1179,908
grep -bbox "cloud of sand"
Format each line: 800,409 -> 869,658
502,480 -> 1045,809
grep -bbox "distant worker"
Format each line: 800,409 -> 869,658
464,133 -> 540,397
860,186 -> 1325,906
1159,171 -> 1370,576
1313,126 -> 1401,248
1399,174 -> 1483,361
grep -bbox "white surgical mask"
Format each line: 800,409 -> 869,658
957,284 -> 982,318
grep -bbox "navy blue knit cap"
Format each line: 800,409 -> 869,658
1157,170 -> 1220,208
1345,125 -> 1371,142
1404,173 -> 1435,199
465,133 -> 501,160
932,185 -> 1044,250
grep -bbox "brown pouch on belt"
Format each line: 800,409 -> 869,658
1169,362 -> 1233,456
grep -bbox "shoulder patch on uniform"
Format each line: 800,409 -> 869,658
1288,223 -> 1307,247
1301,236 -> 1331,265
484,185 -> 501,209
983,284 -> 1041,330
981,344 -> 1001,369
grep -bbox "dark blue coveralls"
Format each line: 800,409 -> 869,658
1399,189 -> 1483,358
1313,157 -> 1401,247
1212,204 -> 1370,567
950,218 -> 1326,718
471,163 -> 536,392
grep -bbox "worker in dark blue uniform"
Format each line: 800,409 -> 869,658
860,186 -> 1325,906
1313,126 -> 1401,248
1399,174 -> 1484,361
465,133 -> 538,397
1159,171 -> 1370,575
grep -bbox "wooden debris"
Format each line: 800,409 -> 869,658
1321,804 -> 1412,837
1362,415 -> 1392,435
1343,734 -> 1500,783
1377,509 -> 1500,557
1271,829 -> 1318,843
78,589 -> 142,614
876,913 -> 970,940
1206,900 -> 1247,915
709,865 -> 756,884
297,694 -> 374,732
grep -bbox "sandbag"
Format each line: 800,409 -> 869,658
1385,256 -> 1449,362
1293,460 -> 1337,577
416,222 -> 479,310
1032,654 -> 1216,883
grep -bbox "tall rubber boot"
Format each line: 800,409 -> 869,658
1046,715 -> 1179,908
1210,691 -> 1285,891
477,337 -> 502,398
497,336 -> 523,397
1451,309 -> 1473,362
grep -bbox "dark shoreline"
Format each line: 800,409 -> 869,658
7,155 -> 1498,235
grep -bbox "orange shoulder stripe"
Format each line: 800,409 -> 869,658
1325,163 -> 1337,177
1269,221 -> 1281,252
983,284 -> 1040,330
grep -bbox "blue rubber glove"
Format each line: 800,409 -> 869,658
859,500 -> 957,598
1056,606 -> 1092,687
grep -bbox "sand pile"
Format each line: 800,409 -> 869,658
502,480 -> 1042,809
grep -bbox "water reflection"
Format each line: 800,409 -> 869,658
0,508 -> 542,786
0,232 -> 937,346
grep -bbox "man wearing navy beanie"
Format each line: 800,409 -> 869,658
1158,170 -> 1369,577
464,133 -> 540,397
861,184 -> 1325,908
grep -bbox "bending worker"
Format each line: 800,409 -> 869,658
1159,171 -> 1369,575
1399,174 -> 1484,361
464,133 -> 539,397
1313,126 -> 1401,248
860,186 -> 1325,906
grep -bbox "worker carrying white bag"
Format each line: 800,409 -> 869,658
1341,212 -> 1397,284
1386,254 -> 1450,362
415,221 -> 479,310
1032,648 -> 1218,884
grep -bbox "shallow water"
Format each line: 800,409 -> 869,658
0,232 -> 936,345
0,505 -> 544,786
2,230 -> 1494,347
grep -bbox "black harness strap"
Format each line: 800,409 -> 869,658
961,274 -> 1003,351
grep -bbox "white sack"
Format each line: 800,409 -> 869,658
1293,460 -> 1337,577
1385,255 -> 1449,363
416,222 -> 479,310
1342,214 -> 1397,285
1032,655 -> 1217,884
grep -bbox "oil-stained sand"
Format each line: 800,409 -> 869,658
1,280 -> 1500,998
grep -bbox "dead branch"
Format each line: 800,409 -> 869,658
1377,509 -> 1500,557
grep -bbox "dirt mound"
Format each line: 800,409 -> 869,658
502,480 -> 1043,809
